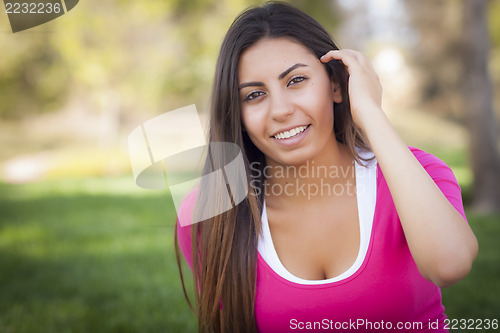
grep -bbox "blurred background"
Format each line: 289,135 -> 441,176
0,0 -> 499,332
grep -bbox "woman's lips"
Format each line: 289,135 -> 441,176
271,124 -> 310,146
272,124 -> 309,139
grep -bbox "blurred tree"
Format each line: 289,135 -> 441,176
402,0 -> 463,118
0,0 -> 338,119
0,30 -> 70,119
404,0 -> 500,213
290,0 -> 340,33
461,0 -> 500,213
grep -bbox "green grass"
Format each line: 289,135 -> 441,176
442,213 -> 500,319
0,177 -> 197,333
0,169 -> 498,332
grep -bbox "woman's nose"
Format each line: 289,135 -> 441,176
270,90 -> 294,121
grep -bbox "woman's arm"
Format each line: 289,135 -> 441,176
321,50 -> 478,288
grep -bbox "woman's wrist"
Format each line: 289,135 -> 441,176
352,104 -> 386,137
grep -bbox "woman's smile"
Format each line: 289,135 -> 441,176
271,124 -> 311,146
271,124 -> 309,139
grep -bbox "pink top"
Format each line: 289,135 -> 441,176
176,147 -> 467,332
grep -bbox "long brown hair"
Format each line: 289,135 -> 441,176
175,2 -> 371,332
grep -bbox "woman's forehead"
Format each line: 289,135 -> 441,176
238,38 -> 319,78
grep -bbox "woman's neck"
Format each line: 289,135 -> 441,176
263,136 -> 356,208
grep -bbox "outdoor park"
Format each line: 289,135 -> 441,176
0,0 -> 499,332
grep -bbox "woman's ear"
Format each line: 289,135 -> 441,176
332,82 -> 343,103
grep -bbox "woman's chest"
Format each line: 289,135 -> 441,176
254,267 -> 422,333
266,197 -> 360,280
254,240 -> 439,333
255,201 -> 444,333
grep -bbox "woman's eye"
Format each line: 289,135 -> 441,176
287,76 -> 307,87
244,91 -> 265,102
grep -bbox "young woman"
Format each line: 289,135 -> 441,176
175,2 -> 478,332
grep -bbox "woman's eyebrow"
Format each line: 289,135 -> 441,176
278,63 -> 308,80
239,81 -> 264,90
238,63 -> 308,90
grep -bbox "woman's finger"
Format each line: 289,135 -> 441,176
321,49 -> 372,72
320,50 -> 357,69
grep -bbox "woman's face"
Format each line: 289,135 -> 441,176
238,37 -> 342,166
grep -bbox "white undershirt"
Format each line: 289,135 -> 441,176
257,151 -> 378,285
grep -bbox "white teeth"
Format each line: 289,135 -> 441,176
273,125 -> 307,139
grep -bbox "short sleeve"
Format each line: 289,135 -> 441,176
409,147 -> 468,222
176,190 -> 198,271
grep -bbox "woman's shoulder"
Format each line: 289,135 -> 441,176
407,146 -> 458,180
358,146 -> 450,169
176,188 -> 199,270
408,146 -> 448,167
407,146 -> 467,220
176,188 -> 199,228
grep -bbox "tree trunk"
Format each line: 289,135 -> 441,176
462,0 -> 500,213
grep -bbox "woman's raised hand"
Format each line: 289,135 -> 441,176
320,49 -> 383,130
